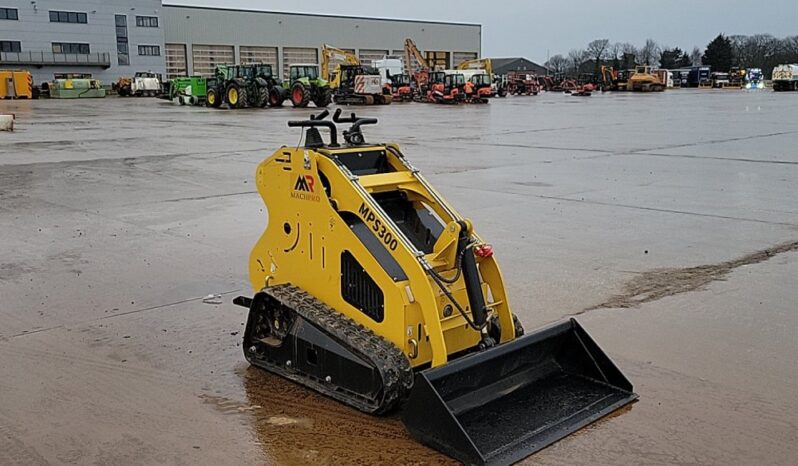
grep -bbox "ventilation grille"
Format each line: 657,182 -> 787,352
341,251 -> 384,322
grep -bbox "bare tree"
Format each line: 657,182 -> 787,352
586,39 -> 610,73
544,54 -> 568,75
690,47 -> 703,66
585,39 -> 610,62
567,49 -> 587,75
614,43 -> 638,68
782,36 -> 798,57
620,43 -> 638,57
607,42 -> 623,63
638,39 -> 661,66
730,34 -> 768,68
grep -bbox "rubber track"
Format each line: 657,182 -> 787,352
264,284 -> 413,414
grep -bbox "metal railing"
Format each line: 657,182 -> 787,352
0,51 -> 111,68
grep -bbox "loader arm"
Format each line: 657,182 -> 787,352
404,38 -> 431,74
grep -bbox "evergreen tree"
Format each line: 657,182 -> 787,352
659,48 -> 685,69
678,52 -> 692,67
702,34 -> 734,71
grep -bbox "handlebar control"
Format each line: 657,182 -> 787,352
288,110 -> 378,148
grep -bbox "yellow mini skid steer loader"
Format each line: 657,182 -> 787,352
235,109 -> 636,465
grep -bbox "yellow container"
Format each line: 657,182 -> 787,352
0,70 -> 33,99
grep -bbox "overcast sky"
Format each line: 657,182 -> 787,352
167,1 -> 798,63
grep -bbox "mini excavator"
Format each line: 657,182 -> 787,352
235,110 -> 636,465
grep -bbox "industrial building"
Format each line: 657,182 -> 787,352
161,5 -> 481,80
0,1 -> 481,84
0,0 -> 166,84
490,57 -> 549,76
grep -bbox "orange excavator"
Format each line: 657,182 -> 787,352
402,38 -> 468,104
404,38 -> 432,96
388,72 -> 414,102
600,65 -> 621,91
431,72 -> 466,103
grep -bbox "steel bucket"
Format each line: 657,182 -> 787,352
402,318 -> 637,465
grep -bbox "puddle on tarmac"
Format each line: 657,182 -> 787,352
239,367 -> 455,466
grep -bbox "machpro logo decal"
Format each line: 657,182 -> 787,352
291,175 -> 320,202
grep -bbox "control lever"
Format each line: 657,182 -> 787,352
287,116 -> 338,147
333,109 -> 378,146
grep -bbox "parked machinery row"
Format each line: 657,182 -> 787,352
2,70 -> 106,99
113,72 -> 163,97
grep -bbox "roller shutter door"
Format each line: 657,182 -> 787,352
165,43 -> 187,79
358,49 -> 388,66
425,51 -> 449,70
240,46 -> 278,69
283,47 -> 318,79
453,52 -> 478,67
192,44 -> 234,77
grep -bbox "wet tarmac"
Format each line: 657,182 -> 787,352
1,90 -> 797,465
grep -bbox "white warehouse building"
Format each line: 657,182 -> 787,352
0,1 -> 482,84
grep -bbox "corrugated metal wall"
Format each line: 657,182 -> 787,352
359,49 -> 389,66
2,0 -> 166,83
162,6 -> 480,79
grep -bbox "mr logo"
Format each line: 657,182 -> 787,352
294,175 -> 315,192
291,174 -> 320,202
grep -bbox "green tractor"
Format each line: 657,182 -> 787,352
206,64 -> 281,109
271,64 -> 332,108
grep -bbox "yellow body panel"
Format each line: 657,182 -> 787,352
0,70 -> 33,99
248,143 -> 517,368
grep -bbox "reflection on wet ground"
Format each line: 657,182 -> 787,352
2,94 -> 798,464
241,367 -> 455,466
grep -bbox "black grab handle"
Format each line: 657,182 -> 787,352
311,109 -> 330,121
333,108 -> 379,128
287,119 -> 338,147
333,108 -> 356,123
350,118 -> 378,133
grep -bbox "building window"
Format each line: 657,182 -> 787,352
52,42 -> 90,54
49,11 -> 88,24
0,41 -> 21,53
138,45 -> 161,56
0,7 -> 19,20
117,44 -> 129,65
115,15 -> 129,66
135,16 -> 159,28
